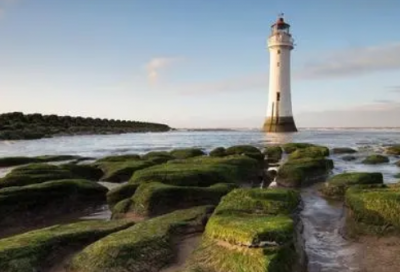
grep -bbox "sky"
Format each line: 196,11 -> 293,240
1,0 -> 400,128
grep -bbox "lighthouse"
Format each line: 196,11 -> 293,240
262,15 -> 297,132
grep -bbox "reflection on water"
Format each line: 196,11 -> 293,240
262,131 -> 296,145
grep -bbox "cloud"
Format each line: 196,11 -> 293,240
373,99 -> 396,104
145,57 -> 181,85
387,86 -> 400,93
297,101 -> 400,127
172,42 -> 400,95
297,43 -> 400,80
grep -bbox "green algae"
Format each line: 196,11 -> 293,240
209,147 -> 227,157
205,214 -> 294,246
277,158 -> 334,188
0,163 -> 75,188
288,146 -> 330,160
127,182 -> 236,217
106,183 -> 139,208
214,188 -> 300,216
182,188 -> 302,272
264,146 -> 283,163
69,206 -> 214,272
362,154 -> 390,165
130,155 -> 261,187
0,219 -> 134,272
320,172 -> 383,199
170,148 -> 205,159
97,160 -> 156,182
141,151 -> 175,164
0,155 -> 82,168
345,184 -> 400,235
281,143 -> 316,154
0,179 -> 108,229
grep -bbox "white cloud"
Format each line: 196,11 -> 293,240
171,42 -> 400,95
297,43 -> 400,80
387,86 -> 400,93
145,57 -> 181,85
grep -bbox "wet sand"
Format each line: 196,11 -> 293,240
160,233 -> 202,272
355,236 -> 400,272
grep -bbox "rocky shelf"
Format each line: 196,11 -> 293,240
0,143 -> 399,271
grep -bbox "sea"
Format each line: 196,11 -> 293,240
0,128 -> 399,272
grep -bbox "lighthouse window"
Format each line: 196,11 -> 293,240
277,62 -> 280,67
277,92 -> 281,101
277,50 -> 281,54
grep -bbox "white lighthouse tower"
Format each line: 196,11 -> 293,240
262,15 -> 297,132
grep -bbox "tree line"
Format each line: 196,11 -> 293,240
0,112 -> 171,140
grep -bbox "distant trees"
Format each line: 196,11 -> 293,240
0,112 -> 171,140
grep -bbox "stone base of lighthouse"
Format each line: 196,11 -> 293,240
262,116 -> 298,132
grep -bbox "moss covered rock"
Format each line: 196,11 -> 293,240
0,163 -> 105,188
0,155 -> 82,168
68,206 -> 214,272
214,188 -> 300,216
282,143 -> 315,154
121,182 -> 236,217
225,145 -> 261,155
106,183 -> 139,208
288,146 -> 330,160
170,148 -> 205,159
320,172 -> 383,199
0,163 -> 74,188
141,151 -> 175,164
0,219 -> 134,272
385,145 -> 400,155
345,184 -> 400,235
97,160 -> 156,182
130,155 -> 262,187
362,154 -> 390,165
225,145 -> 264,162
60,163 -> 103,181
264,146 -> 283,163
209,147 -> 227,157
183,238 -> 297,272
111,198 -> 133,217
205,214 -> 294,246
0,179 -> 108,232
182,188 -> 302,272
277,158 -> 334,188
332,147 -> 357,154
95,154 -> 141,163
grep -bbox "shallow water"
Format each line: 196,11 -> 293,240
0,128 -> 399,270
301,186 -> 358,272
